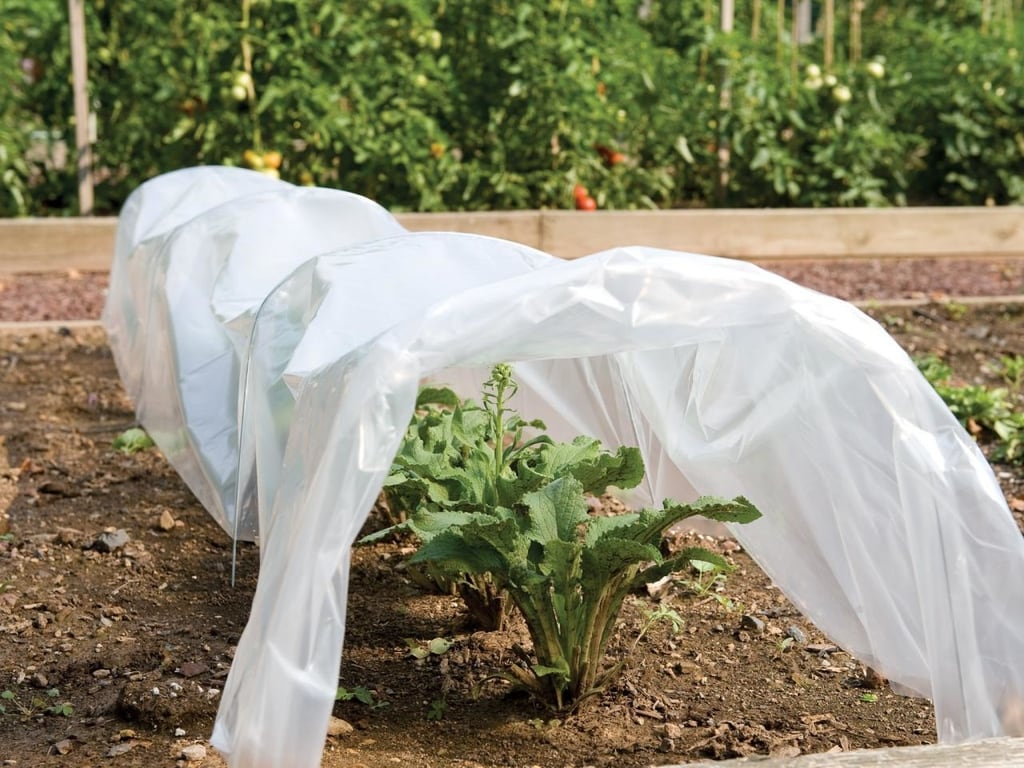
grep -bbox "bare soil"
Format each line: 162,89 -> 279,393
1,301 -> 1023,767
1,257 -> 1024,323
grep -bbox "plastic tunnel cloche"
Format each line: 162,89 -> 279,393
103,167 -> 1024,768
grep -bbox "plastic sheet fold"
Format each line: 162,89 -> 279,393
103,168 -> 1024,768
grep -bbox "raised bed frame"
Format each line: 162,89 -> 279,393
2,206 -> 1024,273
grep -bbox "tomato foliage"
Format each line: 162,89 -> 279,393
1,1 -> 1022,213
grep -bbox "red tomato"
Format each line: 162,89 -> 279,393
573,183 -> 589,201
577,195 -> 597,211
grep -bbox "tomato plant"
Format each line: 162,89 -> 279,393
0,0 -> 1022,214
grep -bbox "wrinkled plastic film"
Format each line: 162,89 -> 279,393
103,169 -> 1024,768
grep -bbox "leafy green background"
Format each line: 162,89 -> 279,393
1,0 -> 1022,215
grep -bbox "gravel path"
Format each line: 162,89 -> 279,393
2,257 -> 1024,322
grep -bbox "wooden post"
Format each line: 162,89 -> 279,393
67,0 -> 94,216
752,0 -> 762,40
790,0 -> 800,84
776,0 -> 786,63
795,0 -> 813,43
850,0 -> 863,64
721,0 -> 735,32
824,0 -> 835,71
982,0 -> 992,34
717,0 -> 735,204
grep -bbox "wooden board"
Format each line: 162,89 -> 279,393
540,208 -> 1024,260
0,218 -> 115,272
3,208 -> 1024,274
396,210 -> 542,249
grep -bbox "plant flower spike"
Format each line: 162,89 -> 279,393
105,167 -> 1024,768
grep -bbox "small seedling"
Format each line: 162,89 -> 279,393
944,301 -> 968,321
405,637 -> 452,660
48,701 -> 74,717
998,355 -> 1024,390
859,693 -> 879,703
0,687 -> 73,717
916,354 -> 1024,463
112,427 -> 154,454
640,605 -> 685,638
680,558 -> 729,596
711,593 -> 744,613
426,696 -> 448,721
335,685 -> 388,710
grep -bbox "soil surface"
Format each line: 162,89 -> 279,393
1,302 -> 1023,767
1,257 -> 1024,323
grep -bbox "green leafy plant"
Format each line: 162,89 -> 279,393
916,354 -> 1024,463
997,354 -> 1024,391
365,364 -> 643,631
372,363 -> 761,710
0,687 -> 73,717
426,696 -> 448,721
5,0 -> 1022,213
112,427 -> 155,454
335,685 -> 387,710
679,557 -> 730,597
405,637 -> 452,660
412,481 -> 759,711
944,301 -> 969,321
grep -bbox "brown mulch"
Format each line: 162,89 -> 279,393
1,258 -> 1023,322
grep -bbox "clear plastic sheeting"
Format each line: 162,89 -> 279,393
103,168 -> 1024,768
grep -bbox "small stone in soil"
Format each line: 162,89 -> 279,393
50,738 -> 73,756
90,529 -> 130,553
786,626 -> 808,644
106,742 -> 135,757
326,716 -> 354,737
806,643 -> 839,655
663,723 -> 684,739
740,614 -> 765,632
181,744 -> 206,762
157,510 -> 176,532
179,661 -> 207,678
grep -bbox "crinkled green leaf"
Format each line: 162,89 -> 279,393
428,637 -> 452,655
612,496 -> 761,547
521,476 -> 590,544
411,529 -> 507,576
532,657 -> 570,682
631,547 -> 730,590
581,537 -> 662,587
406,509 -> 495,541
529,438 -> 644,495
684,496 -> 762,525
113,427 -> 154,454
582,512 -> 640,547
538,538 -> 582,583
405,638 -> 429,659
416,386 -> 461,409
